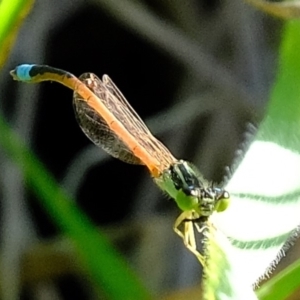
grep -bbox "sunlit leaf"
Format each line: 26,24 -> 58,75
203,19 -> 300,300
0,0 -> 34,68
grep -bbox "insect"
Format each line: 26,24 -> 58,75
10,64 -> 230,265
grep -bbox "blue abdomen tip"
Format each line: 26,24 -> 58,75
15,64 -> 36,81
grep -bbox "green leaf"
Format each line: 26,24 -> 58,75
203,20 -> 300,300
257,258 -> 300,300
0,113 -> 152,300
0,0 -> 34,68
204,225 -> 258,300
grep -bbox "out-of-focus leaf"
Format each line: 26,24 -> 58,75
245,0 -> 300,19
0,0 -> 34,68
0,113 -> 152,300
257,258 -> 300,300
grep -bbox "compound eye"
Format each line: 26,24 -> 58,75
221,191 -> 230,200
190,189 -> 199,197
215,190 -> 230,212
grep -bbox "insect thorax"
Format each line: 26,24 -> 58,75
155,160 -> 230,216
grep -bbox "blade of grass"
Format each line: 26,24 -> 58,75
0,112 -> 152,300
0,0 -> 34,68
257,258 -> 300,300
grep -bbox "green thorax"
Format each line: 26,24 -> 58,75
154,160 -> 230,217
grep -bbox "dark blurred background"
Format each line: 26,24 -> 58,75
0,0 -> 283,299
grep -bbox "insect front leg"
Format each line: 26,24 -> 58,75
173,211 -> 206,266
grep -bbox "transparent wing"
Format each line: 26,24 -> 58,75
73,73 -> 177,169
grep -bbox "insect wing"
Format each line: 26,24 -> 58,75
102,74 -> 177,170
73,73 -> 177,170
73,73 -> 141,164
